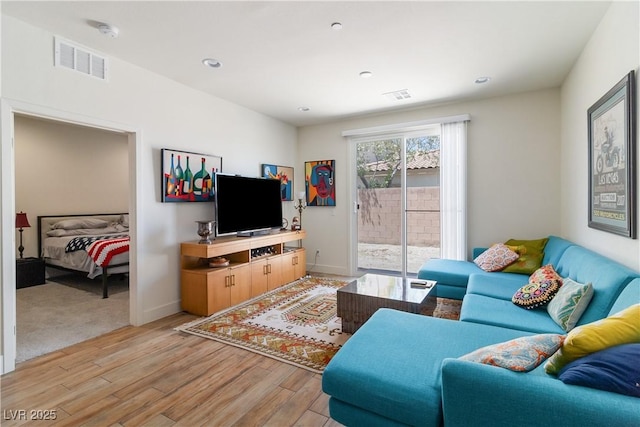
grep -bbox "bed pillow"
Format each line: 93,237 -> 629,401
119,214 -> 129,228
46,226 -> 124,237
459,334 -> 564,372
558,344 -> 640,397
52,218 -> 109,230
545,304 -> 640,374
547,278 -> 594,331
473,243 -> 519,272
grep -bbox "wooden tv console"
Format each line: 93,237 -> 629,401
180,230 -> 306,316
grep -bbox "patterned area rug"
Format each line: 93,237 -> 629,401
176,276 -> 461,373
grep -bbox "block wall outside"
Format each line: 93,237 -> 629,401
357,187 -> 440,246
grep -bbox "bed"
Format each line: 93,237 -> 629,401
38,213 -> 130,298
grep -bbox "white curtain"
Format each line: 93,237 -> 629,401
440,120 -> 468,260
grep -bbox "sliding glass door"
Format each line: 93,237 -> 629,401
354,128 -> 441,276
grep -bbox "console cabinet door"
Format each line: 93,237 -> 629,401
294,249 -> 306,279
229,264 -> 251,306
266,256 -> 283,291
251,259 -> 269,297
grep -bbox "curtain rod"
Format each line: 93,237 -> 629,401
342,114 -> 471,137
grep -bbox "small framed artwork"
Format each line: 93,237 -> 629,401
588,70 -> 636,238
305,160 -> 336,206
161,148 -> 222,202
262,164 -> 294,201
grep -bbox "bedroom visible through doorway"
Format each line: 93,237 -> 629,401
13,115 -> 131,363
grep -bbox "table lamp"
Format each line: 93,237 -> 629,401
15,211 -> 30,259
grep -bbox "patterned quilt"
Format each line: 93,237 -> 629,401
87,237 -> 130,267
65,234 -> 127,253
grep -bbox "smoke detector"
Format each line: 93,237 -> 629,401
98,23 -> 119,38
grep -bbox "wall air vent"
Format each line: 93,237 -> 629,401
383,89 -> 412,101
54,37 -> 108,81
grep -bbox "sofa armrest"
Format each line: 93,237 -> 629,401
472,247 -> 488,258
441,358 -> 640,427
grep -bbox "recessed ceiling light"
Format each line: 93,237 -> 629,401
298,107 -> 310,112
475,76 -> 491,84
359,71 -> 373,78
331,22 -> 343,30
202,58 -> 222,68
97,23 -> 119,38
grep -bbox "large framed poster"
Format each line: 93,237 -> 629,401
588,71 -> 636,238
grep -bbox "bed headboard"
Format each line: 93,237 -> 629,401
38,213 -> 128,257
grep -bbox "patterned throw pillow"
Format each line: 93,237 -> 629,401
529,264 -> 562,284
512,264 -> 563,309
547,278 -> 594,331
512,281 -> 561,309
460,334 -> 565,372
473,243 -> 519,272
545,304 -> 640,374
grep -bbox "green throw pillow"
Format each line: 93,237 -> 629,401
502,238 -> 549,274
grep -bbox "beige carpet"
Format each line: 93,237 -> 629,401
16,278 -> 129,363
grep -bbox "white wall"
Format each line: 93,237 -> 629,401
561,1 -> 640,269
298,89 -> 562,275
14,115 -> 129,258
1,14 -> 297,334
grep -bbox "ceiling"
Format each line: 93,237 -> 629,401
2,1 -> 611,127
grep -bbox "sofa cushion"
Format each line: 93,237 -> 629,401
555,246 -> 639,325
545,304 -> 640,374
459,334 -> 564,372
417,258 -> 483,287
558,343 -> 640,397
466,273 -> 529,300
322,309 -> 532,427
609,278 -> 640,316
547,278 -> 594,331
473,243 -> 519,272
461,294 -> 565,334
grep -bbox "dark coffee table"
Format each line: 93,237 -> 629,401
337,273 -> 438,333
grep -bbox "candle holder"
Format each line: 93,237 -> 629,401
293,192 -> 306,229
196,220 -> 215,244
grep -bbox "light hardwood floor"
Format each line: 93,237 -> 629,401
1,312 -> 344,426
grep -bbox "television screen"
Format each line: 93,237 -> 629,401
215,173 -> 283,236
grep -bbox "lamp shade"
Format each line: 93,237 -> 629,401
15,212 -> 30,229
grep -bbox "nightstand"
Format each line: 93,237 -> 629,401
16,257 -> 46,288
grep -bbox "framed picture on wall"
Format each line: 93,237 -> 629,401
305,160 -> 336,206
261,164 -> 294,201
588,70 -> 636,238
161,149 -> 222,202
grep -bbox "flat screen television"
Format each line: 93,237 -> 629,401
215,173 -> 283,236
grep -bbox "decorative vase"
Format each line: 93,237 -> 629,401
196,220 -> 215,244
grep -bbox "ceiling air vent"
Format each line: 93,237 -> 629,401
383,89 -> 412,101
54,37 -> 108,81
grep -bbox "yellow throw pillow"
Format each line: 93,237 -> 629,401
545,304 -> 640,374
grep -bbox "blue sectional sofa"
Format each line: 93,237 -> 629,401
322,236 -> 640,426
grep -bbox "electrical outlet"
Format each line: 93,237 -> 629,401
315,250 -> 320,258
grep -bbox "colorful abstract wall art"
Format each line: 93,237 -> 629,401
305,160 -> 336,206
161,149 -> 222,202
262,164 -> 294,201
